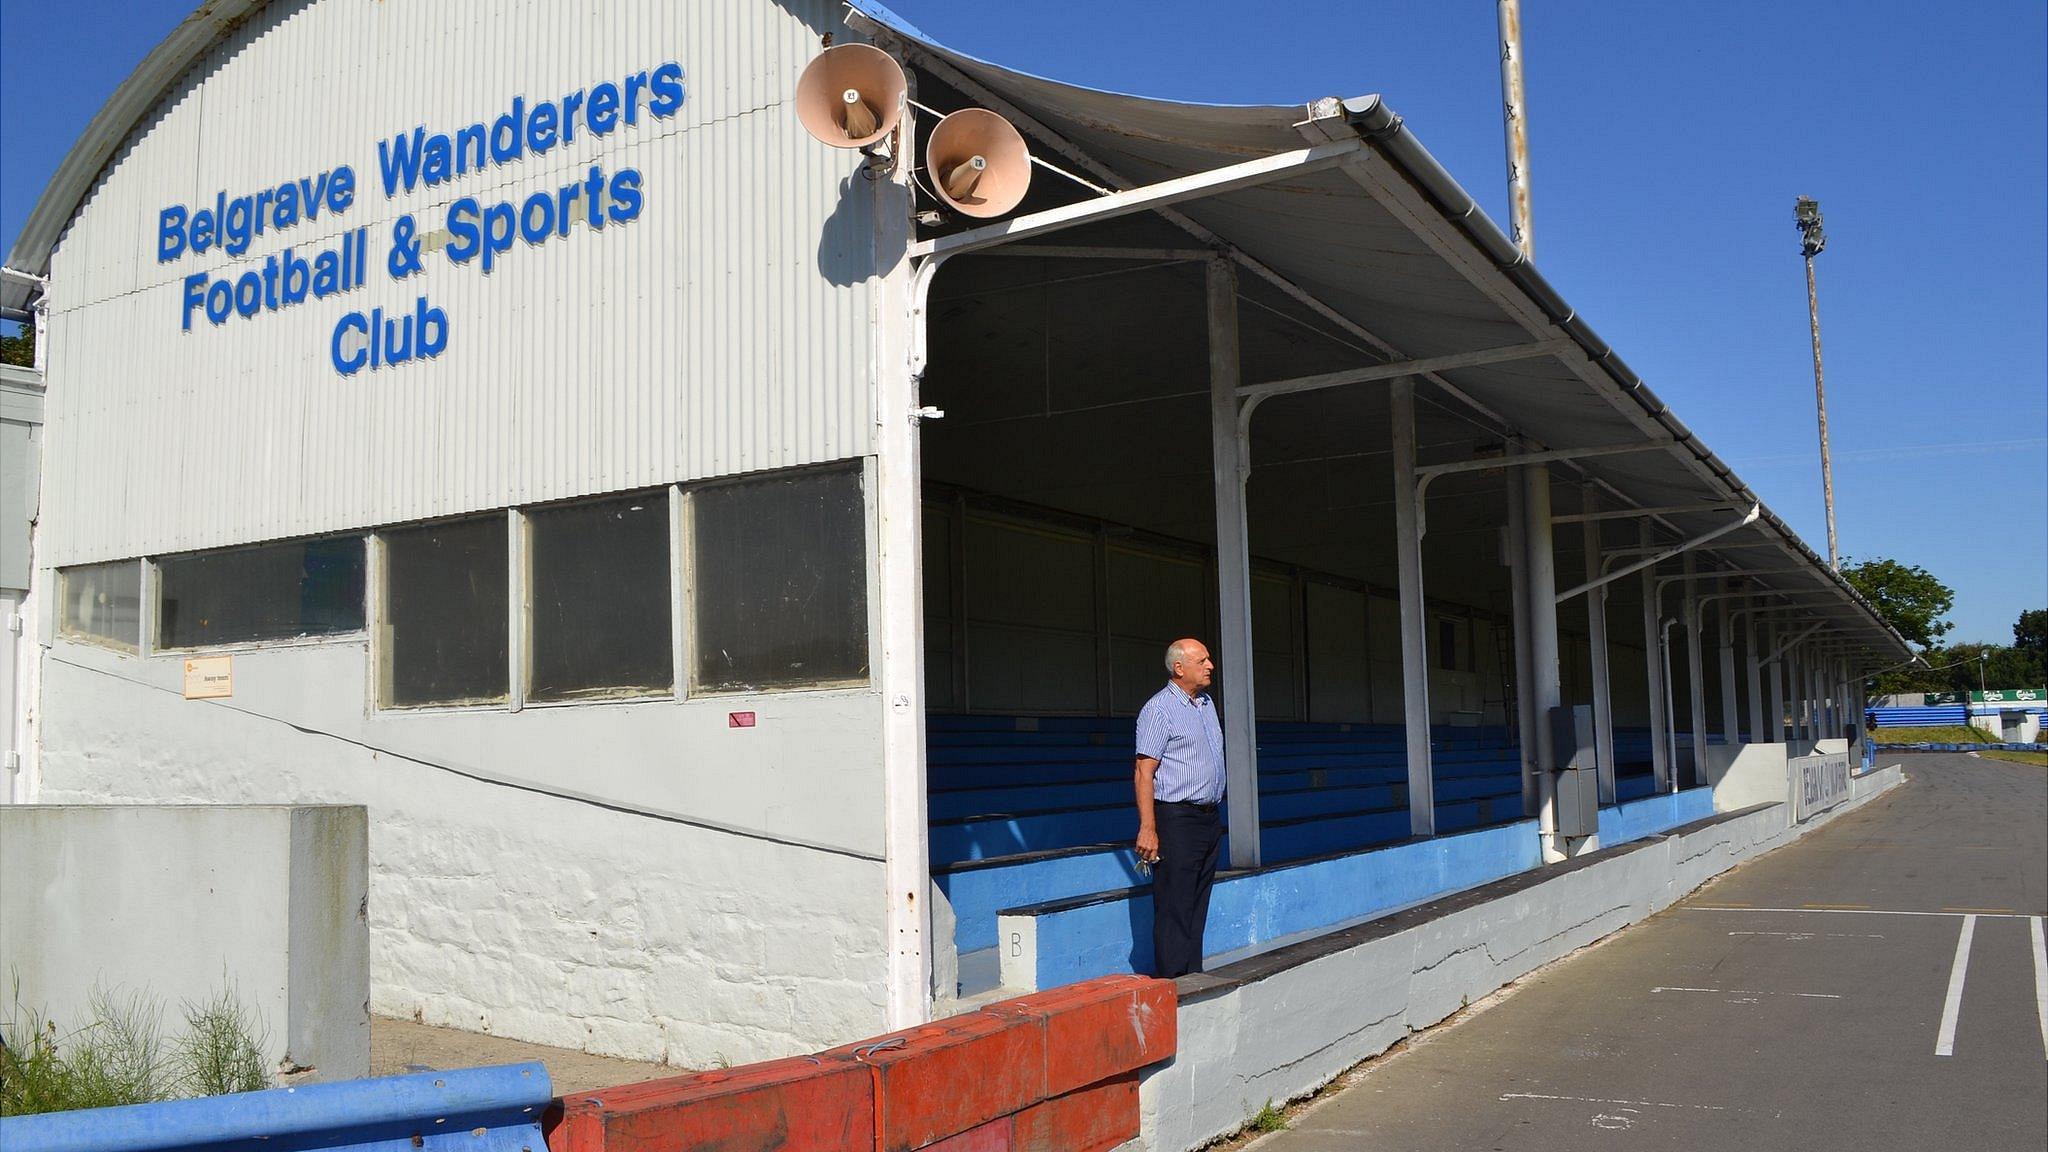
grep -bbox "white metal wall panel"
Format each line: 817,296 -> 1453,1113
42,0 -> 877,565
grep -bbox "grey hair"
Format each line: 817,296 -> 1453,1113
1164,640 -> 1194,675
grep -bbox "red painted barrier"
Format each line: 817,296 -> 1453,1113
546,974 -> 1174,1152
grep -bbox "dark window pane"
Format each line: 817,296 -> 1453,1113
692,467 -> 869,692
157,538 -> 365,648
60,561 -> 141,649
529,493 -> 673,702
384,517 -> 508,707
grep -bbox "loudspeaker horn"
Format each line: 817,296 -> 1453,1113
795,43 -> 905,148
925,108 -> 1032,218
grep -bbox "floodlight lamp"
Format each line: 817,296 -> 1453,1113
1794,196 -> 1827,258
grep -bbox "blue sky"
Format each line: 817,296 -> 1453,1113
3,0 -> 2042,643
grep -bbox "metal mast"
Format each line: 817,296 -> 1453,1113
1795,196 -> 1838,570
1497,0 -> 1534,260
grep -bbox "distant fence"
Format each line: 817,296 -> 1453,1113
1881,742 -> 2047,754
1868,705 -> 1967,727
0,1062 -> 550,1152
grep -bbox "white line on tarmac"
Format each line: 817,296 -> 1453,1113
1728,930 -> 1886,939
1935,914 -> 1977,1057
1501,1092 -> 1727,1112
2030,916 -> 2048,1063
1652,986 -> 1841,999
1690,906 -> 2037,919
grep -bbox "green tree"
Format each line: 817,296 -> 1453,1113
1840,557 -> 1954,649
2016,609 -> 2047,658
0,321 -> 32,369
2010,609 -> 2046,684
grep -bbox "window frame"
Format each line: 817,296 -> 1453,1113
514,489 -> 679,710
149,533 -> 370,656
56,558 -> 145,654
373,511 -> 515,713
682,460 -> 876,699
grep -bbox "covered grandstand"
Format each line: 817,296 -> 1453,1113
0,0 -> 1916,1061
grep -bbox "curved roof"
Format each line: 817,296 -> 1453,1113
3,1 -> 271,314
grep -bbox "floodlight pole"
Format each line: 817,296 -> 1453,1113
1497,0 -> 1535,259
1796,196 -> 1838,570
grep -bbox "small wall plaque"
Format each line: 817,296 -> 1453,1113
183,655 -> 232,700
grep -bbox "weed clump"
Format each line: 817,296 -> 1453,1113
1,978 -> 271,1116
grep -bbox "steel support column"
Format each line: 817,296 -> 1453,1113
1506,463 -> 1538,815
1640,520 -> 1672,791
1717,583 -> 1741,747
1581,491 -> 1615,804
1744,609 -> 1767,744
1768,626 -> 1787,743
1208,259 -> 1262,868
1390,378 -> 1436,838
1684,552 -> 1708,786
1522,464 -> 1568,860
877,104 -> 931,1026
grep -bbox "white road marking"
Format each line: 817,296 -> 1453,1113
1935,914 -> 1977,1057
1727,930 -> 1886,939
1652,986 -> 1841,999
1501,1092 -> 1726,1112
2030,916 -> 2048,1063
1690,906 -> 2035,919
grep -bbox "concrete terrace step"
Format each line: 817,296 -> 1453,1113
928,770 -> 1520,824
929,753 -> 1521,791
928,783 -> 1523,864
933,796 -> 1524,951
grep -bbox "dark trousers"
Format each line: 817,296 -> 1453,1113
1151,800 -> 1224,978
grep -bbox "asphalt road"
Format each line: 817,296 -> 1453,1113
1254,754 -> 2048,1152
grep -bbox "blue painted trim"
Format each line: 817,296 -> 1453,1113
1597,787 -> 1715,847
0,1063 -> 551,1152
1019,820 -> 1545,988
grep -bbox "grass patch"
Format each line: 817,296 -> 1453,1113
1247,1099 -> 1288,1133
1978,749 -> 2047,767
1,979 -> 270,1117
1870,725 -> 1995,745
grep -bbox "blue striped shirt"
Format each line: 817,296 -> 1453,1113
1134,682 -> 1226,804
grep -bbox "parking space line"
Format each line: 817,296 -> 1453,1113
1689,906 -> 2036,920
1727,930 -> 1886,939
1935,915 -> 1977,1057
2031,916 -> 2047,1062
1500,1092 -> 1728,1113
1652,986 -> 1841,1000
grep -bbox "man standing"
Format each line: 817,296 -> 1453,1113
1133,638 -> 1226,978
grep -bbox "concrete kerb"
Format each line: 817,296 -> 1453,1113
1135,769 -> 1906,1152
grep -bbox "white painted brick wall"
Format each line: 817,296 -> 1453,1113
35,650 -> 891,1068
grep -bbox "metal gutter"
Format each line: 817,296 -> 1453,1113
1336,95 -> 1908,660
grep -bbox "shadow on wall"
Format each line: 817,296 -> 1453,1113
819,175 -> 890,286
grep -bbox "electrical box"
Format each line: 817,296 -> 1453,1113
1550,704 -> 1599,837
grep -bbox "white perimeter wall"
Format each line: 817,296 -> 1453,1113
36,642 -> 890,1064
0,804 -> 369,1081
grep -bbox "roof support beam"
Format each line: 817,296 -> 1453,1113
1417,439 -> 1674,482
1554,504 -> 1760,605
1763,622 -> 1828,663
1236,339 -> 1573,407
1415,440 -> 1674,540
909,139 -> 1362,259
968,244 -> 1213,261
1553,502 -> 1741,524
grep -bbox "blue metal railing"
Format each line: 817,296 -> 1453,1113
0,1061 -> 551,1152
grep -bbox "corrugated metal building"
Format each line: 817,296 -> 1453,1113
2,0 -> 1911,1067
